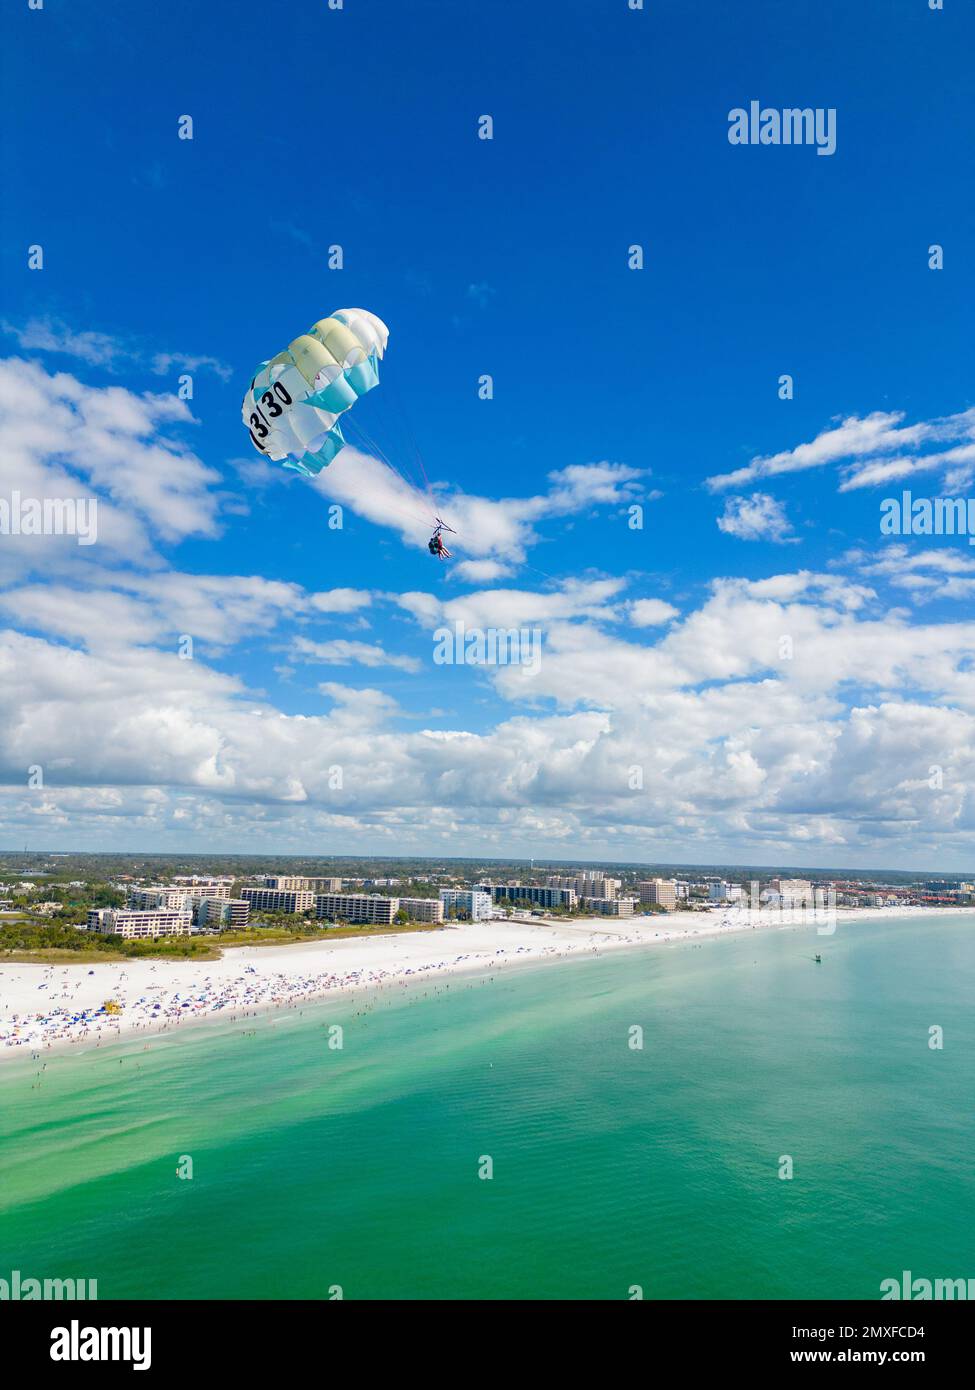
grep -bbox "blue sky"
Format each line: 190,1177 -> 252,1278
2,0 -> 974,867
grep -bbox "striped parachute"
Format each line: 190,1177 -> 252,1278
242,308 -> 389,477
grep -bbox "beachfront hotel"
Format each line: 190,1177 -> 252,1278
396,897 -> 445,923
241,888 -> 316,914
195,897 -> 251,929
547,873 -> 622,900
314,892 -> 398,924
439,888 -> 493,920
579,896 -> 637,916
475,883 -> 579,909
639,879 -> 678,910
85,907 -> 192,938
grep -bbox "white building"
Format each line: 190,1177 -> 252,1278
86,907 -> 192,939
314,893 -> 398,925
708,881 -> 744,903
127,887 -> 192,910
172,876 -> 234,898
773,879 -> 814,905
397,898 -> 445,924
241,888 -> 315,914
439,889 -> 493,921
196,897 -> 251,929
580,896 -> 636,916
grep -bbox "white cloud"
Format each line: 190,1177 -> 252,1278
295,637 -> 420,672
2,317 -> 124,368
706,407 -> 975,494
717,492 -> 796,542
627,598 -> 679,627
0,358 -> 224,575
2,317 -> 231,380
311,450 -> 651,567
5,567 -> 975,861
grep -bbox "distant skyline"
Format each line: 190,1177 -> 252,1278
3,1 -> 974,867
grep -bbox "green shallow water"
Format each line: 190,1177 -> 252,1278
1,914 -> 973,1300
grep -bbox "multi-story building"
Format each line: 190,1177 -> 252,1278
475,884 -> 578,910
241,888 -> 315,914
579,896 -> 636,916
172,876 -> 234,897
547,873 -> 621,900
708,881 -> 744,903
196,897 -> 251,930
127,886 -> 192,910
314,893 -> 398,925
397,898 -> 445,923
639,879 -> 677,910
261,876 -> 309,892
439,889 -> 493,921
303,877 -> 343,893
86,907 -> 192,939
773,879 -> 814,905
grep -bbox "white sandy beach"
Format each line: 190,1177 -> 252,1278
0,903 -> 969,1056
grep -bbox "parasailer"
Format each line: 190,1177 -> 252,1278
242,307 -> 389,476
427,519 -> 454,559
242,307 -> 455,558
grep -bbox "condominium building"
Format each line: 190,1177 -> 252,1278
261,876 -> 309,892
86,907 -> 192,938
773,879 -> 814,905
127,887 -> 192,910
303,877 -> 343,893
397,897 -> 445,924
547,873 -> 621,900
475,884 -> 578,909
638,879 -> 677,910
579,896 -> 636,916
314,893 -> 398,925
708,881 -> 744,903
439,889 -> 493,921
172,876 -> 234,897
196,897 -> 251,930
241,888 -> 315,914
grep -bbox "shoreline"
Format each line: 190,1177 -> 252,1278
1,903 -> 970,1060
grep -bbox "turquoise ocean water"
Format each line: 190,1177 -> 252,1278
1,913 -> 973,1300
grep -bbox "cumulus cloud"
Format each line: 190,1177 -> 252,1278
847,544 -> 975,602
0,357 -> 224,579
0,573 -> 373,652
717,492 -> 796,543
627,598 -> 680,627
4,568 -> 975,861
312,451 -> 651,567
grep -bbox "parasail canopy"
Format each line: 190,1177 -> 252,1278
241,308 -> 389,477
